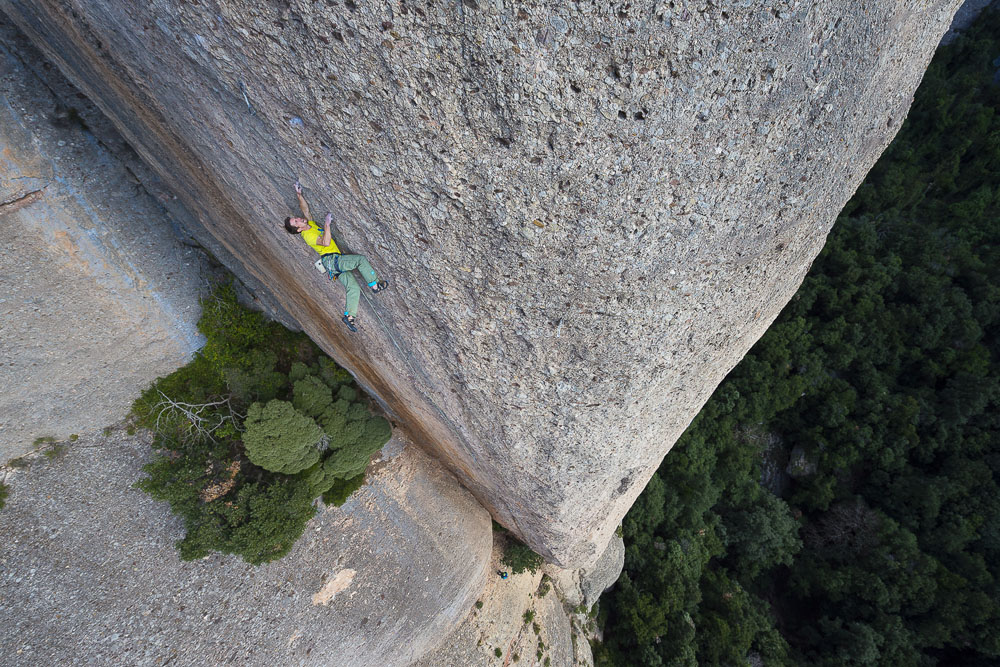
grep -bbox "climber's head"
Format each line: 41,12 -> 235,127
284,217 -> 309,234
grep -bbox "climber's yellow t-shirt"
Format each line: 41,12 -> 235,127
300,221 -> 341,255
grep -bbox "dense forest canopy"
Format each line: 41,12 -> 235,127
596,10 -> 1000,666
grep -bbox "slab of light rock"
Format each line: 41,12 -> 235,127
0,20 -> 207,461
545,534 -> 625,613
415,534 -> 591,667
0,0 -> 963,566
0,429 -> 491,666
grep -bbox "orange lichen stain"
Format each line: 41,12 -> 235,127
51,230 -> 80,258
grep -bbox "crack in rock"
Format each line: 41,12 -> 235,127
0,189 -> 44,216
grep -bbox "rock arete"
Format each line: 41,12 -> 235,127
0,0 -> 962,566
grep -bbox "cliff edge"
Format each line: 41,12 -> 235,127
0,0 -> 962,566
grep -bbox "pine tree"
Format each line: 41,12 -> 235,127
242,400 -> 324,474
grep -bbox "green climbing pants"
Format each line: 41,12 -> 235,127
321,253 -> 380,318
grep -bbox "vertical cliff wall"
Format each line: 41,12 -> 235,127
0,0 -> 961,566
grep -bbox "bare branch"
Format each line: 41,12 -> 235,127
152,391 -> 244,443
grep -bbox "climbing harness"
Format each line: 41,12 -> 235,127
316,252 -> 343,281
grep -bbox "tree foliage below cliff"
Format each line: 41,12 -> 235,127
133,283 -> 391,565
596,10 -> 1000,666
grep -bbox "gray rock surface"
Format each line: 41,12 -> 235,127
416,533 -> 590,667
0,22 -> 208,461
546,534 -> 625,612
0,427 -> 492,666
0,0 -> 962,566
941,0 -> 995,44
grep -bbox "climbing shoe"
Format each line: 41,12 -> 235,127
370,280 -> 389,293
341,315 -> 357,332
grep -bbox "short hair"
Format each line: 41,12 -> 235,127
284,217 -> 299,234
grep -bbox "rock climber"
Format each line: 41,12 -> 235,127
284,181 -> 388,332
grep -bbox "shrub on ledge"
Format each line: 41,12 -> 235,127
502,536 -> 544,575
132,283 -> 391,565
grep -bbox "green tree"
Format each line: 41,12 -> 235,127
132,283 -> 393,565
501,538 -> 544,575
242,400 -> 324,474
721,489 -> 801,580
598,9 -> 1000,664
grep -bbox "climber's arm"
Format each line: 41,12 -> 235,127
294,181 -> 311,220
322,212 -> 333,248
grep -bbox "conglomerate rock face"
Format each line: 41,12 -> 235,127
0,0 -> 961,566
